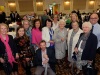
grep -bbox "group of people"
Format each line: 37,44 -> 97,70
0,9 -> 100,75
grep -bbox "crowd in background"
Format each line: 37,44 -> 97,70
0,8 -> 100,75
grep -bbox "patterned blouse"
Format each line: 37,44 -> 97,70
14,36 -> 32,59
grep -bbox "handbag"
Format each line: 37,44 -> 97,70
82,63 -> 97,75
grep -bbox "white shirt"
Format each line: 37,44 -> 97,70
41,49 -> 49,68
52,21 -> 59,30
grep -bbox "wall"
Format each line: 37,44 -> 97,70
2,0 -> 100,16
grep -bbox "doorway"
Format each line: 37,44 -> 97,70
49,4 -> 60,14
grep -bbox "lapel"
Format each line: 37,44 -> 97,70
38,49 -> 42,61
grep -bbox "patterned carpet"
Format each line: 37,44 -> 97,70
0,54 -> 100,75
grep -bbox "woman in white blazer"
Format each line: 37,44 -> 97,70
42,19 -> 54,48
67,21 -> 83,65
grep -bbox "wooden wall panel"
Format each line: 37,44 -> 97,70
8,1 -> 16,11
18,0 -> 34,12
73,0 -> 86,10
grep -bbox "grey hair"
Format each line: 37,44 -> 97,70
58,19 -> 66,26
82,22 -> 92,30
22,20 -> 30,25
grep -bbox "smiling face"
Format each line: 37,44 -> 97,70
18,28 -> 25,37
71,14 -> 78,22
40,42 -> 46,51
46,21 -> 52,28
90,14 -> 99,25
72,22 -> 79,30
0,24 -> 8,35
82,22 -> 92,33
59,20 -> 66,29
23,21 -> 30,30
35,21 -> 40,29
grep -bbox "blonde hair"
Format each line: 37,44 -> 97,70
0,23 -> 9,32
82,22 -> 92,30
71,13 -> 79,22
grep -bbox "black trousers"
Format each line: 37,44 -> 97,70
1,62 -> 12,75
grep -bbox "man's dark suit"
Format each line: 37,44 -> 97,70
10,12 -> 15,22
34,47 -> 56,73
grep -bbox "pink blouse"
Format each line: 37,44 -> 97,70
32,28 -> 42,45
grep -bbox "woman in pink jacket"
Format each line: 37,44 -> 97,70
31,19 -> 42,50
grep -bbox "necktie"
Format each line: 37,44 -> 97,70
91,26 -> 94,32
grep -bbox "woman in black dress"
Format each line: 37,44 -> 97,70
14,26 -> 33,75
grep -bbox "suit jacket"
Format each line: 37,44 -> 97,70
0,35 -> 17,58
34,47 -> 56,72
76,33 -> 98,61
10,13 -> 15,22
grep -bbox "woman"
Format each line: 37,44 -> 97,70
32,19 -> 42,50
53,19 -> 68,60
42,19 -> 54,49
53,19 -> 68,74
52,15 -> 59,30
0,23 -> 18,75
23,20 -> 32,44
67,22 -> 83,66
14,26 -> 33,75
74,22 -> 98,74
69,13 -> 82,29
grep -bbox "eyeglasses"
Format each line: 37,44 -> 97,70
90,18 -> 98,19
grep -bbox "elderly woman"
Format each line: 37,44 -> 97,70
0,23 -> 19,75
23,20 -> 32,44
53,19 -> 68,74
67,21 -> 83,66
74,22 -> 98,74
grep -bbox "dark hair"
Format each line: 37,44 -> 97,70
16,26 -> 29,41
33,19 -> 42,31
45,19 -> 53,27
39,40 -> 46,45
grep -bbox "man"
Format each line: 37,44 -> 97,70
90,13 -> 100,51
15,11 -> 20,22
41,10 -> 49,27
89,13 -> 100,71
10,11 -> 15,22
34,40 -> 56,75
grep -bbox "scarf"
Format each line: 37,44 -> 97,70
0,35 -> 15,66
77,32 -> 90,50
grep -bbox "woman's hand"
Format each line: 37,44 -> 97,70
0,58 -> 5,63
61,38 -> 64,42
16,53 -> 19,59
74,47 -> 78,54
49,40 -> 54,44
